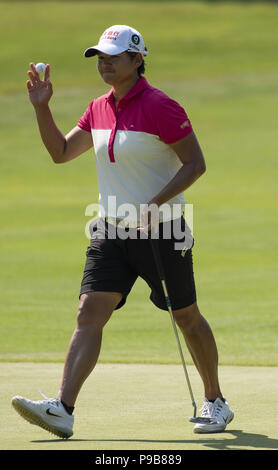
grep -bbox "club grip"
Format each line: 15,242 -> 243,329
149,239 -> 165,281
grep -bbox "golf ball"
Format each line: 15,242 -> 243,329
35,62 -> 46,74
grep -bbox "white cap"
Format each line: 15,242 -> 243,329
84,24 -> 148,58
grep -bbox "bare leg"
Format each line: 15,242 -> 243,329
173,302 -> 222,400
57,291 -> 122,407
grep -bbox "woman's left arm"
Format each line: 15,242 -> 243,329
149,131 -> 206,207
138,132 -> 206,233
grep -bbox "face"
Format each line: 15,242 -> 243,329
97,51 -> 142,86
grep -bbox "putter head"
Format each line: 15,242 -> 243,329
189,416 -> 216,424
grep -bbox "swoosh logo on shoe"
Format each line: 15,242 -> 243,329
46,408 -> 62,417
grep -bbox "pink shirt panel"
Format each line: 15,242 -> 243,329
78,78 -> 193,146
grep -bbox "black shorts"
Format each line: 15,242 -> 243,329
80,217 -> 196,311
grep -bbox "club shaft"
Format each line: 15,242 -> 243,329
150,239 -> 197,418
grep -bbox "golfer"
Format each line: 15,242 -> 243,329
12,25 -> 233,437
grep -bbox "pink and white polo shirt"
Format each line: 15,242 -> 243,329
78,77 -> 193,222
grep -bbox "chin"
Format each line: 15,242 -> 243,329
102,78 -> 115,85
101,72 -> 116,85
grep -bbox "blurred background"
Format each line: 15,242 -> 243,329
0,0 -> 277,366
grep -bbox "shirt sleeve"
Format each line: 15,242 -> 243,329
154,95 -> 193,144
77,101 -> 94,132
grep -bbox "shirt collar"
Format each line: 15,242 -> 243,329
105,77 -> 150,105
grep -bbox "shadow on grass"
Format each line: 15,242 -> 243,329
32,430 -> 278,450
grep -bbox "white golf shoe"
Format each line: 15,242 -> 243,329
194,397 -> 234,434
11,394 -> 74,439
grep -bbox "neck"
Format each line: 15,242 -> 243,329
112,75 -> 139,106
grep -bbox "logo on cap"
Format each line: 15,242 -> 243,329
101,30 -> 120,41
131,34 -> 140,45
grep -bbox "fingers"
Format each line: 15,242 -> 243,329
137,204 -> 160,235
27,62 -> 51,90
43,64 -> 50,82
26,79 -> 32,90
137,205 -> 149,234
27,70 -> 36,87
27,63 -> 39,88
27,62 -> 50,82
29,62 -> 40,80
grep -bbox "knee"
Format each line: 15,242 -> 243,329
76,292 -> 117,331
173,302 -> 201,334
76,297 -> 102,331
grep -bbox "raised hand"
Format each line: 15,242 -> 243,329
27,62 -> 53,108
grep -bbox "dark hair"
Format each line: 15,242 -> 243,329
127,52 -> 145,77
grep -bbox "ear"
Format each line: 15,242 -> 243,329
135,53 -> 143,68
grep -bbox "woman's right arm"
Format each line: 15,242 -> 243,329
27,62 -> 93,164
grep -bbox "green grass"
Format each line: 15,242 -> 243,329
2,362 -> 278,450
0,1 -> 277,365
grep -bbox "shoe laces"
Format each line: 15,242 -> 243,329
200,400 -> 213,417
201,399 -> 224,421
38,390 -> 60,407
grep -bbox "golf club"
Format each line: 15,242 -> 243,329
149,237 -> 213,424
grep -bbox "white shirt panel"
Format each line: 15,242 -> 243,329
91,128 -> 186,222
